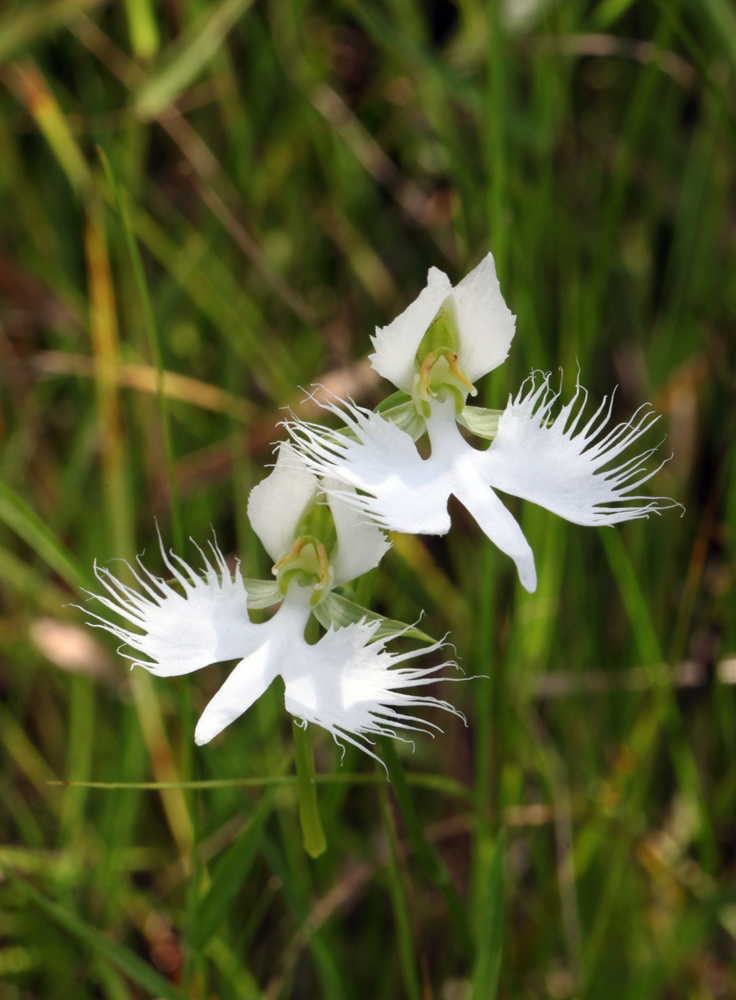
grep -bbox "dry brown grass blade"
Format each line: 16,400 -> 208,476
535,33 -> 696,89
161,359 -> 381,496
30,350 -> 258,423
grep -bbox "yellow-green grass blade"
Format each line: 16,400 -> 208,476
0,480 -> 91,592
134,0 -> 257,121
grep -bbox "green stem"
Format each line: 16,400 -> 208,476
292,721 -> 326,858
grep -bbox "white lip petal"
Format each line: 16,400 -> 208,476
282,620 -> 464,766
286,396 -> 452,536
369,266 -> 452,392
452,253 -> 516,385
477,373 -> 678,525
83,536 -> 259,676
452,453 -> 537,593
194,638 -> 280,745
247,441 -> 319,564
327,484 -> 391,585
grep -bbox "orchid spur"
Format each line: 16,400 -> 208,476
286,254 -> 678,594
83,444 -> 461,763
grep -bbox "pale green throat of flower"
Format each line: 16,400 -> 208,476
411,298 -> 477,418
272,498 -> 337,606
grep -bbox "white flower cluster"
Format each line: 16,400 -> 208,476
86,253 -> 675,759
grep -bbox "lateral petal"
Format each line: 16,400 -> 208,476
327,484 -> 391,585
478,373 -> 677,526
451,253 -> 516,385
84,536 -> 259,676
369,267 -> 453,392
247,441 -> 319,564
286,396 -> 453,536
282,620 -> 463,765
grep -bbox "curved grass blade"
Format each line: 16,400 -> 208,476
381,738 -> 473,961
0,0 -> 104,66
471,831 -> 505,1000
189,793 -> 273,951
0,865 -> 182,999
98,148 -> 183,553
134,0 -> 257,120
0,480 -> 91,591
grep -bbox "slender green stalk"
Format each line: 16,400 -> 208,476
98,147 -> 184,554
378,779 -> 422,1000
381,738 -> 474,961
47,772 -> 474,799
292,721 -> 327,858
471,831 -> 505,1000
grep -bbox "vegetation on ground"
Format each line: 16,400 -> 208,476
0,0 -> 735,996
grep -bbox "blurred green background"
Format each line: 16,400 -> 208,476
0,0 -> 735,996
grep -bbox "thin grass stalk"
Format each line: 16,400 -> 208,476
377,778 -> 422,1000
380,737 -> 474,961
471,830 -> 505,1000
85,196 -> 194,862
98,148 -> 183,554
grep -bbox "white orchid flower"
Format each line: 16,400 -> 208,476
83,444 -> 460,759
286,254 -> 677,594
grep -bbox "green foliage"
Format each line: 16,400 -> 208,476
0,0 -> 734,997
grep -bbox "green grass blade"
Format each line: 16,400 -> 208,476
261,837 -> 345,1000
381,738 -> 473,960
0,865 -> 183,999
134,0 -> 257,120
0,0 -> 104,65
98,148 -> 183,553
701,0 -> 736,70
189,793 -> 273,950
122,0 -> 159,60
598,528 -> 662,665
590,0 -> 640,28
471,831 -> 505,1000
0,479 -> 91,591
378,780 -> 421,1000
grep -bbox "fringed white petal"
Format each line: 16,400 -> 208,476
247,441 -> 319,563
327,483 -> 392,585
83,535 -> 259,676
452,253 -> 516,385
282,620 -> 464,766
479,373 -> 676,525
369,266 -> 452,392
285,394 -> 453,535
